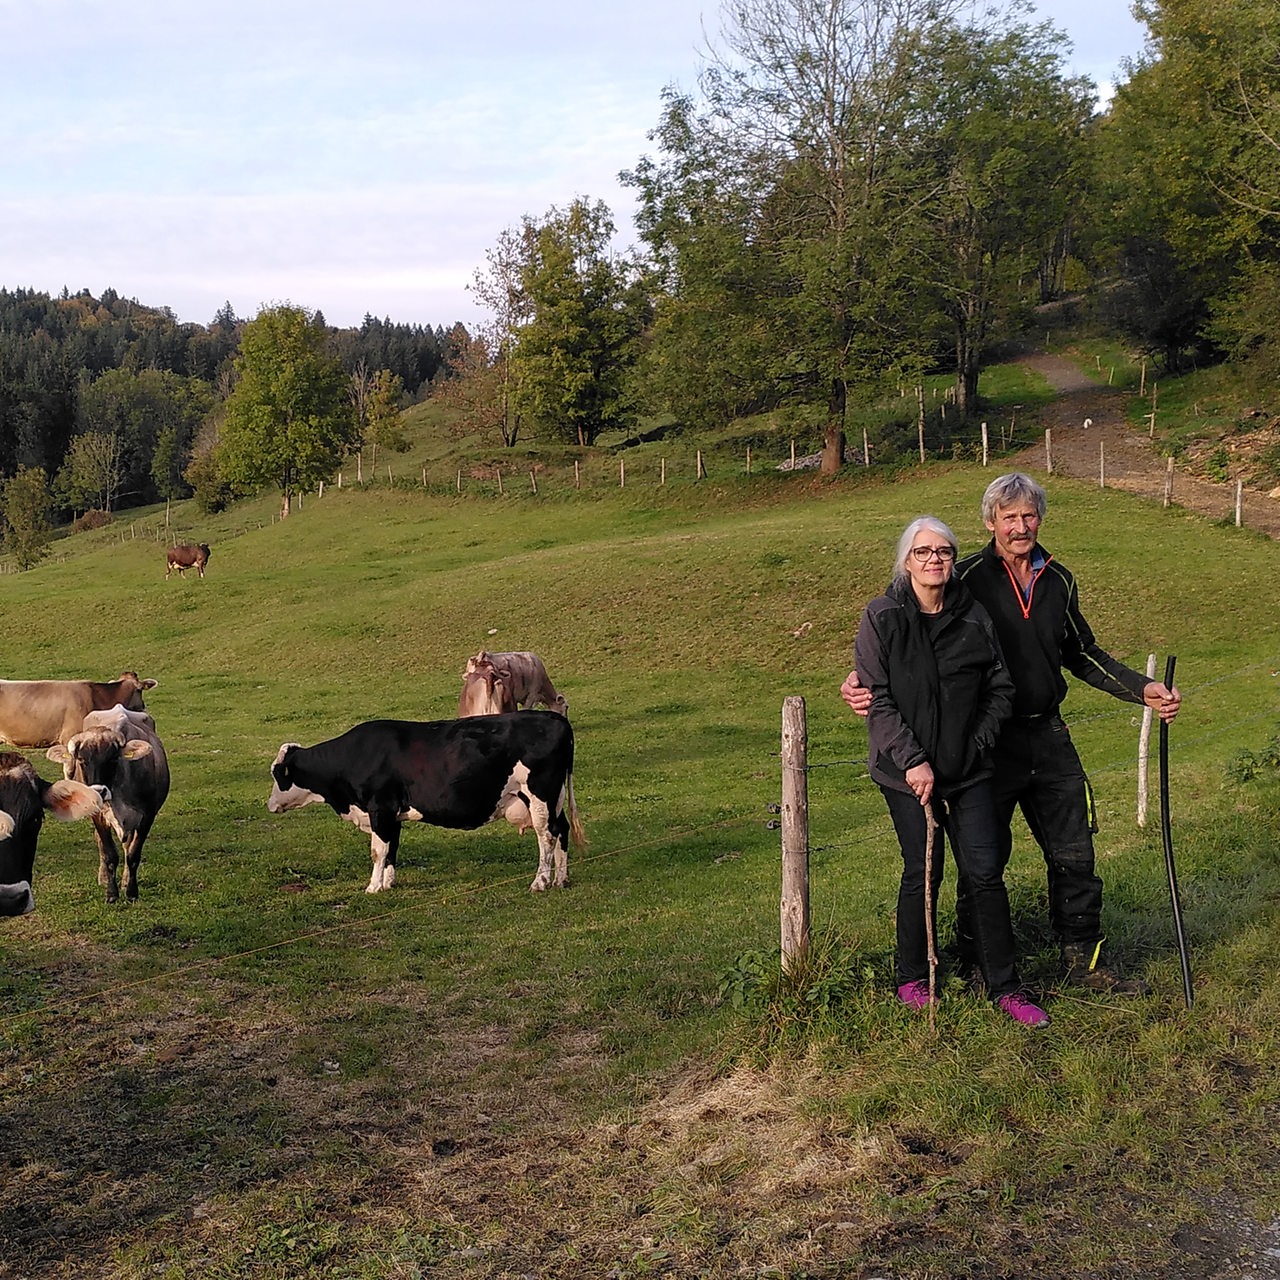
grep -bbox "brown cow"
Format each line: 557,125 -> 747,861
0,672 -> 157,749
457,654 -> 518,717
166,543 -> 211,579
463,651 -> 567,716
48,705 -> 170,903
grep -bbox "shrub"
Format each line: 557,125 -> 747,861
71,509 -> 113,533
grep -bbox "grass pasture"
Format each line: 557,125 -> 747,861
2,465 -> 1279,1278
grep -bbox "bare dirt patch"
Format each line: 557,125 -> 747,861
1011,354 -> 1280,540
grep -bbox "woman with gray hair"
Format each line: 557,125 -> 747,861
854,515 -> 1049,1027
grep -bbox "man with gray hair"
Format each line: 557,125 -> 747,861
843,472 -> 1181,993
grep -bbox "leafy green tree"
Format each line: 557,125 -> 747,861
627,0 -> 977,470
514,199 -> 649,447
58,431 -> 124,512
1,465 -> 53,569
1093,0 -> 1280,370
466,224 -> 537,446
217,305 -> 358,517
349,363 -> 408,472
908,20 -> 1095,412
78,366 -> 212,503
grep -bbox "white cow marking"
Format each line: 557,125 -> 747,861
367,831 -> 396,894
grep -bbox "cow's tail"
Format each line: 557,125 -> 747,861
565,771 -> 587,851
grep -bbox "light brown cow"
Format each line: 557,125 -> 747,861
457,654 -> 518,717
0,672 -> 158,749
463,651 -> 568,716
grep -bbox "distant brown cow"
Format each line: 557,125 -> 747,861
463,651 -> 567,716
166,543 -> 211,579
0,672 -> 157,749
457,654 -> 518,717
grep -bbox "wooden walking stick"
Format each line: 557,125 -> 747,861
1159,654 -> 1194,1008
924,805 -> 940,1032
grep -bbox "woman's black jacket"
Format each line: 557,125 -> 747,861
853,574 -> 1015,798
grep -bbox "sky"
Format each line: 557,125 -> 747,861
0,0 -> 1149,333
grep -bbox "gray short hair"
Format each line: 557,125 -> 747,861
981,472 -> 1046,525
894,515 -> 958,580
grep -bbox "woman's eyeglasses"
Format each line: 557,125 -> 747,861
910,545 -> 956,563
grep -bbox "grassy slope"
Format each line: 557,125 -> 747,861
1,457 -> 1278,1278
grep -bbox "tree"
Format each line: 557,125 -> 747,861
515,198 -> 649,446
1,466 -> 53,569
907,20 -> 1095,412
367,368 -> 408,470
58,431 -> 125,512
435,327 -> 524,447
1093,0 -> 1280,370
627,0 -> 978,470
78,366 -> 212,504
468,223 -> 538,446
349,363 -> 408,471
217,305 -> 358,518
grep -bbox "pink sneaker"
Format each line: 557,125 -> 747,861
897,980 -> 932,1010
997,991 -> 1050,1028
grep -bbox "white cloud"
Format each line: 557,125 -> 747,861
0,0 -> 1144,329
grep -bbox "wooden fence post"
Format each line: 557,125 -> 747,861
530,470 -> 538,495
1235,480 -> 1243,528
660,457 -> 666,486
1137,653 -> 1157,827
456,469 -> 462,493
696,450 -> 705,480
981,422 -> 988,467
917,385 -> 926,464
620,458 -> 625,488
780,696 -> 810,975
1045,429 -> 1053,474
863,426 -> 870,466
575,460 -> 581,490
790,439 -> 796,470
1163,457 -> 1174,508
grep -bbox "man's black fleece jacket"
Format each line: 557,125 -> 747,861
955,540 -> 1151,719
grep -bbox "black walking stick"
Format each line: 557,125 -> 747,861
1159,654 -> 1193,1008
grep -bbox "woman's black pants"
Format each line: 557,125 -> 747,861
880,778 -> 1022,999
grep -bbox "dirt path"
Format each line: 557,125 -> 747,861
1010,354 -> 1280,540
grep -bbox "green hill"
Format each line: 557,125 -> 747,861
1,462 -> 1278,1278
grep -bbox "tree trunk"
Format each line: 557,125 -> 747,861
821,377 -> 847,474
281,490 -> 291,519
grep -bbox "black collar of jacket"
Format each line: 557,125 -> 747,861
886,571 -> 976,619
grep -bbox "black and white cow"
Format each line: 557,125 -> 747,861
0,751 -> 106,916
47,705 -> 170,903
267,713 -> 585,894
